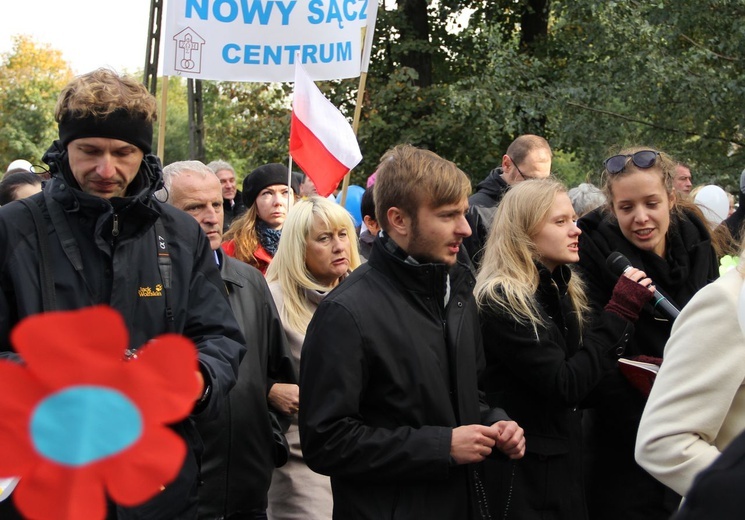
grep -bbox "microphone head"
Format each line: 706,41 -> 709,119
606,252 -> 631,276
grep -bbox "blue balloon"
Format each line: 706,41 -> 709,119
336,185 -> 365,227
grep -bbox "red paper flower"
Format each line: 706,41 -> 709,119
0,306 -> 201,520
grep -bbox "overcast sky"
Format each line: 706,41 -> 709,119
1,0 -> 155,74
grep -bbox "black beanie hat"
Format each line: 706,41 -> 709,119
58,109 -> 153,154
242,163 -> 291,207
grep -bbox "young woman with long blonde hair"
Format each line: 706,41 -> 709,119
264,196 -> 361,520
475,179 -> 654,519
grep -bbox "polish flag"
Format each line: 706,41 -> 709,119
290,62 -> 362,198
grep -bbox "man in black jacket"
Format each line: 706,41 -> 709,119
0,69 -> 245,519
163,160 -> 296,519
464,134 -> 552,268
299,144 -> 525,520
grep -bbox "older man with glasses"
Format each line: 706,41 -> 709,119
464,134 -> 553,268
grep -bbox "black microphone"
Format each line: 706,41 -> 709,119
605,252 -> 680,320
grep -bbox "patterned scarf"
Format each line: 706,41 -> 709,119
257,220 -> 282,256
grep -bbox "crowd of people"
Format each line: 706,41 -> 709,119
1,67 -> 745,520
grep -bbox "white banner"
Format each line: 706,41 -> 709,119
163,0 -> 376,82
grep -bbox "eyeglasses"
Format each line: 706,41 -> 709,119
508,156 -> 536,181
604,150 -> 660,175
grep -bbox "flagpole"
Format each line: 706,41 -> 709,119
287,155 -> 294,209
289,52 -> 299,210
339,71 -> 367,207
157,76 -> 169,160
339,23 -> 371,208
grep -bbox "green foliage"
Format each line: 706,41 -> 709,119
337,0 -> 745,193
200,81 -> 293,181
0,36 -> 73,170
541,1 -> 745,191
5,0 -> 745,198
155,76 -> 191,165
152,78 -> 294,183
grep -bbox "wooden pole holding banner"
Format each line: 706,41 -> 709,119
339,69 -> 368,208
338,24 -> 370,208
157,76 -> 169,161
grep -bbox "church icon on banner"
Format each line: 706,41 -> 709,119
172,28 -> 205,74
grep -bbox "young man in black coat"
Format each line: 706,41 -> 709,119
298,144 -> 525,520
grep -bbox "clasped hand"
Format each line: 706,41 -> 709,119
450,421 -> 526,465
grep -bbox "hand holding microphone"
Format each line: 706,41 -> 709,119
606,252 -> 680,321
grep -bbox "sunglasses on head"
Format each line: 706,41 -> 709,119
604,150 -> 660,175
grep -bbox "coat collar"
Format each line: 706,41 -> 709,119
46,174 -> 161,242
218,249 -> 246,290
368,232 -> 472,305
474,166 -> 508,196
536,262 -> 572,297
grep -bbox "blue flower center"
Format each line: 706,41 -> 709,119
31,386 -> 143,466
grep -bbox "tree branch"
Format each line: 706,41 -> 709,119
565,100 -> 745,147
679,33 -> 739,61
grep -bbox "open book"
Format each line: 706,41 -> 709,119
618,356 -> 662,398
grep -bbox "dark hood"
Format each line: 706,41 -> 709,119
474,167 -> 508,198
41,139 -> 163,206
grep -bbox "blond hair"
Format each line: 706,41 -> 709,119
374,144 -> 471,231
265,197 -> 361,335
475,179 -> 589,336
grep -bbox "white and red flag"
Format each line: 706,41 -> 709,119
290,62 -> 363,198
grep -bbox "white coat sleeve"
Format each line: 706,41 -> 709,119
635,272 -> 745,496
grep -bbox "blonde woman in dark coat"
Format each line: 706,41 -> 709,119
475,179 -> 654,519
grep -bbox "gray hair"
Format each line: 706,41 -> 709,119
568,182 -> 606,217
158,160 -> 215,202
206,160 -> 235,175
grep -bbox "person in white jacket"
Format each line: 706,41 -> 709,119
635,256 -> 745,497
